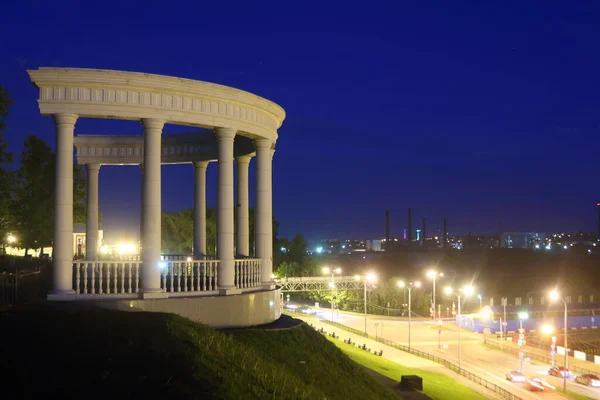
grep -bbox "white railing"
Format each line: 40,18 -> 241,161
234,258 -> 261,289
73,261 -> 141,294
98,254 -> 141,261
161,260 -> 219,293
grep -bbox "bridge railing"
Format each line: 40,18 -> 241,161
276,275 -> 361,283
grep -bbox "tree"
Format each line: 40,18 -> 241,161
12,136 -> 87,254
0,87 -> 15,249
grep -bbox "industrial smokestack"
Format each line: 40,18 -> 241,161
597,202 -> 600,240
443,217 -> 447,249
385,209 -> 390,251
422,217 -> 426,247
407,208 -> 412,247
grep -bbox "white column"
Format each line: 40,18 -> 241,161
255,139 -> 274,288
140,118 -> 165,297
51,113 -> 78,296
85,163 -> 100,261
236,155 -> 251,257
215,127 -> 237,292
193,161 -> 208,259
139,163 -> 144,252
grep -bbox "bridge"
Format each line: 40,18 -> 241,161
276,276 -> 364,292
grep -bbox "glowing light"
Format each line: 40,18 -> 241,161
427,270 -> 436,279
6,235 -> 16,244
549,290 -> 560,301
480,307 -> 491,319
518,312 -> 529,320
159,262 -> 167,269
328,282 -> 334,289
397,281 -> 405,288
322,267 -> 330,274
100,245 -> 110,255
463,285 -> 474,296
354,275 -> 360,281
334,267 -> 342,274
316,246 -> 323,253
541,325 -> 554,335
186,256 -> 192,262
366,272 -> 377,282
414,281 -> 422,288
115,243 -> 136,255
444,287 -> 453,295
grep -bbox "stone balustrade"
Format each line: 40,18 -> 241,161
74,261 -> 141,295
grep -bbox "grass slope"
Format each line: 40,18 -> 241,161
0,307 -> 398,400
326,337 -> 488,400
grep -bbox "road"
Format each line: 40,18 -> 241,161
305,307 -> 600,400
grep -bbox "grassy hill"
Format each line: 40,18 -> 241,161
0,306 -> 398,400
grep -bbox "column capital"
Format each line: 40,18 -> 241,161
235,154 -> 253,164
193,160 -> 209,169
255,139 -> 274,149
214,127 -> 237,140
86,163 -> 101,172
141,118 -> 166,130
53,113 -> 78,125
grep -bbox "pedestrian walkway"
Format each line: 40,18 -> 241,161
296,314 -> 505,400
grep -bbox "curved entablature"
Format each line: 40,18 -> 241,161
27,67 -> 286,141
74,132 -> 255,165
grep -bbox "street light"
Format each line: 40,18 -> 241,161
444,285 -> 474,370
398,280 -> 421,349
517,311 -> 529,371
541,324 -> 556,367
549,289 -> 568,393
357,272 -> 377,335
7,234 -> 16,244
322,267 -> 342,321
518,312 -> 529,330
427,270 -> 443,320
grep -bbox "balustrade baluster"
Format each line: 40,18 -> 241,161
75,263 -> 80,294
82,262 -> 88,293
183,262 -> 188,292
120,263 -> 125,293
178,263 -> 183,292
213,261 -> 218,290
91,262 -> 96,294
169,263 -> 174,292
107,263 -> 113,293
135,263 -> 140,293
161,263 -> 166,291
127,263 -> 132,293
98,263 -> 103,294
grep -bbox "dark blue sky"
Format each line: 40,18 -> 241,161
2,1 -> 599,242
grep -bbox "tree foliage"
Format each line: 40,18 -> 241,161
0,87 -> 15,244
12,136 -> 87,252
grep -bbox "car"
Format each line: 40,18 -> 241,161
506,370 -> 526,382
526,377 -> 546,391
575,374 -> 600,387
526,377 -> 555,391
298,306 -> 315,314
548,366 -> 570,378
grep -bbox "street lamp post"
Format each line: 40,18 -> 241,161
517,312 -> 529,372
323,267 -> 341,321
445,285 -> 474,370
427,270 -> 443,320
550,290 -> 568,393
357,273 -> 377,336
541,324 -> 556,367
477,294 -> 482,310
398,280 -> 421,349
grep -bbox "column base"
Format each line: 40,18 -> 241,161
262,282 -> 276,290
219,287 -> 242,296
47,291 -> 76,301
140,290 -> 169,299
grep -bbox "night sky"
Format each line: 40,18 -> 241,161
2,1 -> 599,242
